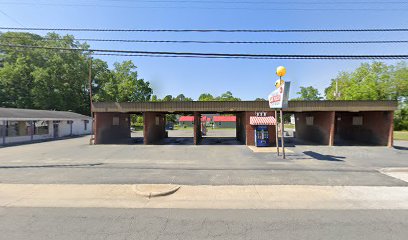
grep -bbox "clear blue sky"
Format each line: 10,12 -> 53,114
1,0 -> 408,100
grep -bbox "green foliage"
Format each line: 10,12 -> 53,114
216,91 -> 241,101
152,94 -> 193,102
198,93 -> 214,101
0,32 -> 90,114
293,86 -> 322,101
0,32 -> 153,115
198,91 -> 240,101
324,62 -> 408,101
254,98 -> 267,101
394,104 -> 408,131
174,94 -> 193,101
151,95 -> 159,102
93,60 -> 152,102
325,62 -> 408,130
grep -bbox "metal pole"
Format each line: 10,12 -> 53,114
335,79 -> 338,100
88,54 -> 94,144
274,110 -> 279,156
280,110 -> 285,159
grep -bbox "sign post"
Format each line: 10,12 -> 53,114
268,66 -> 290,159
274,110 -> 279,156
280,110 -> 285,159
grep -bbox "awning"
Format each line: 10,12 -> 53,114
249,116 -> 276,125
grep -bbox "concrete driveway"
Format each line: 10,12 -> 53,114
0,130 -> 407,186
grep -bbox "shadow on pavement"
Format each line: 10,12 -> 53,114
394,145 -> 408,151
0,163 -> 104,169
303,151 -> 345,162
201,137 -> 243,145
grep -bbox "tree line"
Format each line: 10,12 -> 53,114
0,32 -> 242,115
0,32 -> 154,115
0,32 -> 407,129
293,62 -> 407,130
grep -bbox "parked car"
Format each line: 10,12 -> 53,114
165,122 -> 174,130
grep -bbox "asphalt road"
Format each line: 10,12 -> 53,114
1,207 -> 407,240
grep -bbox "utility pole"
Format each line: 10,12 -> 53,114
335,79 -> 338,100
88,53 -> 94,144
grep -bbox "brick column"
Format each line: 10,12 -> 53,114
388,111 -> 394,148
144,112 -> 166,144
328,111 -> 335,146
193,112 -> 201,145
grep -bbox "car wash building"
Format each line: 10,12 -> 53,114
91,100 -> 396,147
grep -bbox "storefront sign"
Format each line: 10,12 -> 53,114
268,81 -> 291,109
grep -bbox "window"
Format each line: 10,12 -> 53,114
112,117 -> 119,126
34,121 -> 49,135
0,121 -> 5,137
6,121 -> 31,137
155,116 -> 160,126
84,120 -> 89,130
306,116 -> 314,126
352,116 -> 363,126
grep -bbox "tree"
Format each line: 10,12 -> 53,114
174,94 -> 193,101
324,62 -> 408,130
198,93 -> 215,101
324,62 -> 407,101
0,32 -> 154,115
293,86 -> 322,101
394,103 -> 408,131
255,98 -> 267,101
151,95 -> 159,102
0,32 -> 91,114
94,60 -> 153,102
162,95 -> 174,102
216,91 -> 241,101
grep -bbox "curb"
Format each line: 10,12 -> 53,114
133,185 -> 181,198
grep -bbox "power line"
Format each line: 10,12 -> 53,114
1,43 -> 408,60
0,10 -> 24,27
3,36 -> 408,45
64,0 -> 408,4
2,27 -> 408,33
1,1 -> 408,11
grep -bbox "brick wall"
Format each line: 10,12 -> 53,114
143,112 -> 166,144
94,112 -> 130,144
295,111 -> 334,145
244,111 -> 276,146
334,111 -> 392,146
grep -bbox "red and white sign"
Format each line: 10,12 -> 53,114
268,81 -> 290,109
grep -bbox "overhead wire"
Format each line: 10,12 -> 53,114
1,27 -> 408,33
1,1 -> 408,11
2,36 -> 408,44
1,43 -> 408,60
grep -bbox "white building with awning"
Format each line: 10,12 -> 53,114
0,107 -> 92,146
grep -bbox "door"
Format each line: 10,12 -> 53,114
53,123 -> 59,138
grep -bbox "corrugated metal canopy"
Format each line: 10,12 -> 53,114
0,107 -> 91,120
92,100 -> 397,113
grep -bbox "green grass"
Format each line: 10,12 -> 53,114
394,131 -> 408,141
284,124 -> 295,129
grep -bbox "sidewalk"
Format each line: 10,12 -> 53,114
1,184 -> 408,210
